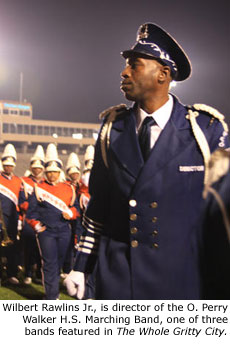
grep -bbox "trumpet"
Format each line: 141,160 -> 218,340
0,200 -> 13,247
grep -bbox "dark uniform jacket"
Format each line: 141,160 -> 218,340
0,173 -> 22,240
26,180 -> 80,233
74,95 -> 229,300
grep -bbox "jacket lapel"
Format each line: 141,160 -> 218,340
134,97 -> 194,189
110,109 -> 144,179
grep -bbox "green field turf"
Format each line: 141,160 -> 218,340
0,270 -> 74,300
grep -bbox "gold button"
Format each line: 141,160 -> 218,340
152,217 -> 158,223
131,240 -> 138,248
129,199 -> 137,207
130,213 -> 137,221
130,227 -> 138,234
152,230 -> 158,236
150,202 -> 158,208
152,243 -> 159,248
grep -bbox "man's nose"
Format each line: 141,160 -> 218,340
121,65 -> 130,78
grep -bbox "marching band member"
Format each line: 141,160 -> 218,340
20,145 -> 45,284
0,144 -> 22,284
61,152 -> 82,278
66,152 -> 81,189
64,146 -> 96,299
26,143 -> 81,299
78,145 -> 95,211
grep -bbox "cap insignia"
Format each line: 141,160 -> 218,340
137,24 -> 149,41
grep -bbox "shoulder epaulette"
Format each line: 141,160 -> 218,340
99,104 -> 127,120
193,103 -> 224,119
99,104 -> 129,168
193,103 -> 228,133
186,104 -> 228,186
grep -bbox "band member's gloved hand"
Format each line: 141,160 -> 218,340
63,270 -> 85,299
34,222 -> 46,233
62,211 -> 71,220
79,194 -> 90,210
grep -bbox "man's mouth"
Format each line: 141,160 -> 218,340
120,81 -> 132,91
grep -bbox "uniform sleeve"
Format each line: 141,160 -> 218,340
74,127 -> 110,273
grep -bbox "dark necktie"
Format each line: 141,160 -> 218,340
138,116 -> 155,161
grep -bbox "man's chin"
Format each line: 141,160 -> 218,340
122,91 -> 136,101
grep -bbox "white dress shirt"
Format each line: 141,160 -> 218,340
136,94 -> 173,149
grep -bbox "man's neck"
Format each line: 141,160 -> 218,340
32,175 -> 43,183
2,172 -> 13,179
139,94 -> 169,114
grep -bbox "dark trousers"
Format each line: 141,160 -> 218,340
22,224 -> 41,278
3,217 -> 18,278
37,229 -> 71,300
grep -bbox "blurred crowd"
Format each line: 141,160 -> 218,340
0,142 -> 94,299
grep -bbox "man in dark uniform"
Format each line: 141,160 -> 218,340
64,23 -> 229,299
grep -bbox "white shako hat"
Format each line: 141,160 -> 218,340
66,152 -> 81,175
84,145 -> 95,171
44,143 -> 63,172
1,143 -> 17,166
30,145 -> 45,169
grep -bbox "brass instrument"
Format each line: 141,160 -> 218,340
0,200 -> 13,247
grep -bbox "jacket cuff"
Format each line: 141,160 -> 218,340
73,252 -> 97,274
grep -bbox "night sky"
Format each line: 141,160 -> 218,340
0,0 -> 229,124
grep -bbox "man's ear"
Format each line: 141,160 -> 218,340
158,65 -> 171,83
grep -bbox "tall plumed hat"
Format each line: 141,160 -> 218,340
30,145 -> 45,169
84,145 -> 95,171
44,143 -> 63,172
1,143 -> 17,166
66,152 -> 81,175
122,23 -> 191,81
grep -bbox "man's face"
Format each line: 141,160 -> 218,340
31,167 -> 43,177
70,172 -> 80,182
120,56 -> 163,102
3,165 -> 14,175
46,171 -> 60,183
